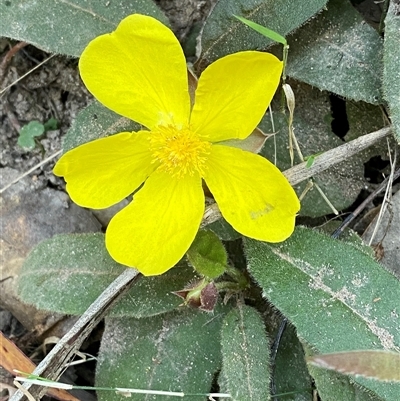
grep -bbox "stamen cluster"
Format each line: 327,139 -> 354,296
150,125 -> 211,178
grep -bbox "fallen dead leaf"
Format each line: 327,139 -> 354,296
0,332 -> 80,401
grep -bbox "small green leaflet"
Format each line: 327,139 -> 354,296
17,121 -> 45,149
18,118 -> 59,149
234,15 -> 288,80
233,15 -> 287,45
304,152 -> 323,168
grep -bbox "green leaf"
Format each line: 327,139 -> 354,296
345,101 -> 386,143
187,230 -> 227,279
218,368 -> 230,397
196,0 -> 328,71
308,350 -> 400,382
383,1 -> 400,142
0,0 -> 168,57
260,82 -> 364,217
317,224 -> 374,259
110,262 -> 197,318
244,226 -> 400,400
273,324 -> 313,400
281,0 -> 383,104
17,233 -> 197,318
344,100 -> 392,179
17,121 -> 45,149
43,117 -> 59,131
207,217 -> 241,241
221,304 -> 271,401
307,357 -> 383,401
233,15 -> 287,45
305,156 -> 315,168
62,100 -> 139,153
96,306 -> 229,401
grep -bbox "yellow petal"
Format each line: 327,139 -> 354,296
79,14 -> 190,130
106,171 -> 204,276
53,131 -> 155,209
190,51 -> 282,142
204,145 -> 300,242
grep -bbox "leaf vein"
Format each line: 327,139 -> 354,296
269,247 -> 399,352
199,2 -> 265,66
56,0 -> 114,25
320,38 -> 380,82
238,303 -> 254,400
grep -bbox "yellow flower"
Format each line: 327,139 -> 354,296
54,14 -> 300,276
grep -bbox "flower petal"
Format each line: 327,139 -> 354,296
190,51 -> 282,142
203,145 -> 300,242
53,131 -> 155,209
79,14 -> 190,129
106,171 -> 204,276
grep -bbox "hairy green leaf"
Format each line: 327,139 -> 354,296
187,230 -> 227,279
96,306 -> 228,401
221,304 -> 271,401
17,233 -> 196,318
383,0 -> 400,142
244,226 -> 400,400
307,359 -> 383,401
62,100 -> 139,153
0,0 -> 167,57
344,101 -> 394,172
273,324 -> 313,400
317,224 -> 375,259
207,217 -> 241,241
196,0 -> 328,71
281,0 -> 383,104
345,101 -> 387,143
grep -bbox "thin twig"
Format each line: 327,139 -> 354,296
268,104 -> 277,166
14,377 -> 233,399
314,181 -> 339,215
0,150 -> 62,194
0,54 -> 55,95
9,269 -> 141,401
4,101 -> 22,133
367,144 -> 397,245
0,41 -> 28,84
331,166 -> 400,239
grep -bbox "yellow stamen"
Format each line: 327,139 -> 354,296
150,125 -> 211,178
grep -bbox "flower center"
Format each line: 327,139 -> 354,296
150,125 -> 211,178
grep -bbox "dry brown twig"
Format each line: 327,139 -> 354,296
0,150 -> 62,194
9,125 -> 392,401
0,41 -> 28,84
0,54 -> 55,96
366,142 -> 398,245
331,165 -> 400,239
